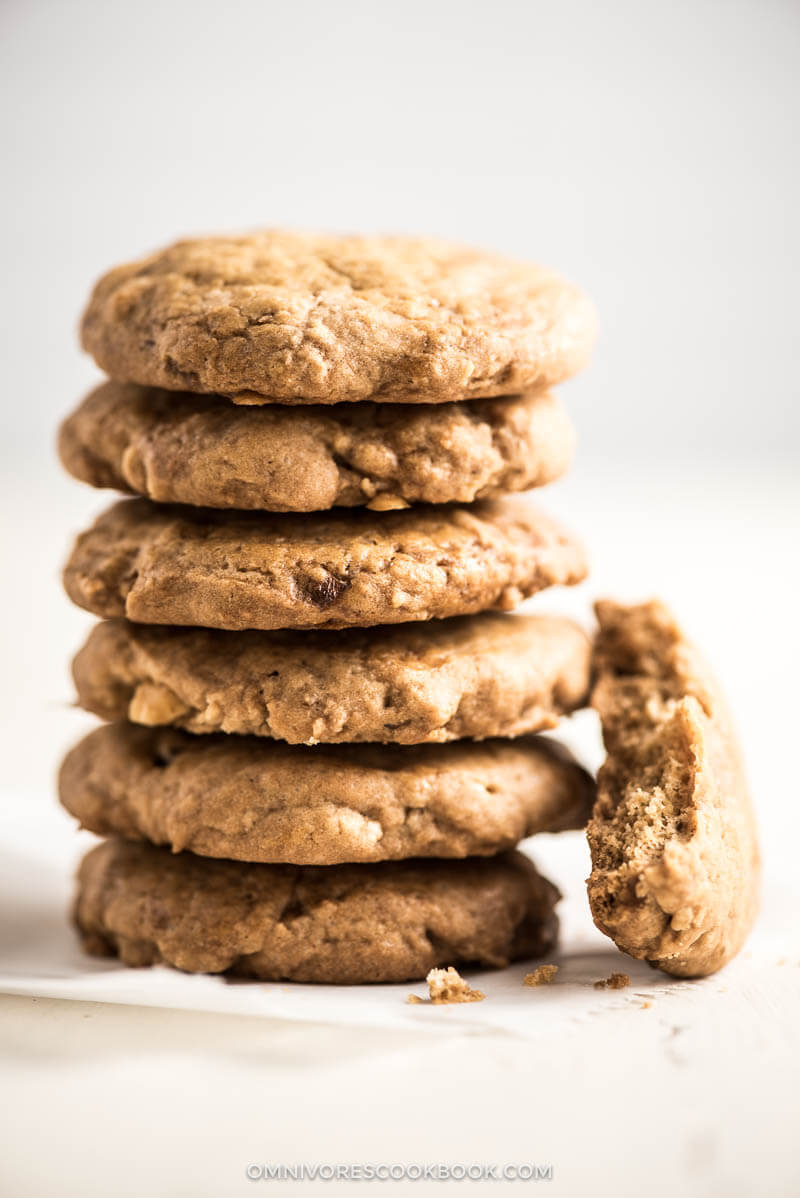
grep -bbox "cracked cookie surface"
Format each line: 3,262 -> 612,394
72,613 -> 590,744
73,839 -> 559,982
58,382 -> 574,510
62,497 -> 587,631
59,723 -> 594,864
80,231 -> 596,404
588,600 -> 760,978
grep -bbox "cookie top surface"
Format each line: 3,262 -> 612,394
63,497 -> 587,631
587,600 -> 760,978
73,613 -> 590,745
74,839 -> 559,982
58,382 -> 574,511
60,723 -> 594,865
80,231 -> 596,404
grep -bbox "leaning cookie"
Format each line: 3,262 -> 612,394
59,724 -> 594,865
74,839 -> 559,983
58,383 -> 574,511
63,497 -> 586,632
72,614 -> 590,745
80,231 -> 596,404
587,599 -> 759,978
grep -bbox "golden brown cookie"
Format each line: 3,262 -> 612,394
59,723 -> 594,865
588,599 -> 760,978
62,497 -> 587,631
73,839 -> 559,982
58,382 -> 574,511
72,614 -> 590,745
80,232 -> 596,404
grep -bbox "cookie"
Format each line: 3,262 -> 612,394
80,232 -> 595,405
587,600 -> 760,978
58,382 -> 574,511
73,839 -> 559,982
62,497 -> 587,631
73,613 -> 590,745
59,723 -> 594,865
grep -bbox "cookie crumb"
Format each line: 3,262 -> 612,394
425,966 -> 485,1004
407,994 -> 423,1005
524,964 -> 559,987
593,972 -> 630,990
641,1001 -> 652,1010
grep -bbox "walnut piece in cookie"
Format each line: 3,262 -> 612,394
588,599 -> 760,978
524,964 -> 559,986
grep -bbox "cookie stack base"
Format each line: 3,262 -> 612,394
75,839 -> 559,984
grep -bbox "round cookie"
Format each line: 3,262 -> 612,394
62,497 -> 587,632
80,231 -> 596,404
59,723 -> 594,865
73,614 -> 590,745
73,839 -> 559,982
58,382 -> 574,511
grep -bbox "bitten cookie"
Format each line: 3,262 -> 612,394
74,839 -> 559,982
80,231 -> 596,404
62,497 -> 587,631
587,600 -> 760,978
72,614 -> 591,745
59,723 -> 594,865
58,383 -> 574,511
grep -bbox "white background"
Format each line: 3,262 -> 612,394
0,2 -> 798,1196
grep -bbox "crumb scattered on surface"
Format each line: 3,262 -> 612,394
593,972 -> 630,990
641,1001 -> 652,1010
524,964 -> 559,987
407,994 -> 423,1004
425,966 -> 485,1004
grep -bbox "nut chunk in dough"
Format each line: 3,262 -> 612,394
587,599 -> 759,978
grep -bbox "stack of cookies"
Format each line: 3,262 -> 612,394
57,232 -> 597,985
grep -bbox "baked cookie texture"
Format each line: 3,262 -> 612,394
59,723 -> 594,865
588,600 -> 760,978
80,231 -> 596,404
74,839 -> 560,982
72,614 -> 591,745
58,382 -> 574,511
62,497 -> 587,631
